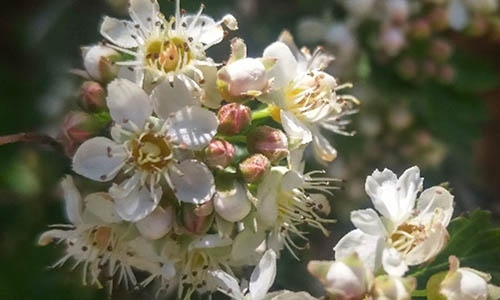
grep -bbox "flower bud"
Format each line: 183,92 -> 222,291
217,103 -> 252,135
437,65 -> 455,84
380,27 -> 405,56
135,206 -> 173,240
308,253 -> 372,300
218,58 -> 269,100
181,203 -> 214,235
214,181 -> 251,222
429,39 -> 453,62
387,0 -> 409,24
429,7 -> 449,32
411,19 -> 431,39
439,256 -> 490,300
79,81 -> 106,112
83,45 -> 120,82
204,139 -> 235,169
239,154 -> 271,183
372,275 -> 416,300
58,111 -> 98,156
247,126 -> 288,163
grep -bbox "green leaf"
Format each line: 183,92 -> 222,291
410,210 -> 500,286
451,53 -> 499,93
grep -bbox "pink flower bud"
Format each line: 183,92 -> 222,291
83,45 -> 120,82
58,111 -> 97,156
411,19 -> 431,39
248,126 -> 288,163
204,139 -> 235,169
380,27 -> 405,56
239,153 -> 271,183
218,58 -> 268,98
429,39 -> 453,62
79,81 -> 106,112
217,103 -> 252,135
181,203 -> 214,235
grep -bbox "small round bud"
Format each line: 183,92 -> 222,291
79,81 -> 106,112
135,206 -> 173,240
429,39 -> 453,62
181,203 -> 214,235
217,103 -> 252,135
58,111 -> 98,156
204,139 -> 235,169
411,19 -> 431,39
84,45 -> 120,82
437,65 -> 455,84
214,181 -> 251,222
218,58 -> 268,99
373,275 -> 416,300
387,0 -> 409,24
379,27 -> 405,56
247,126 -> 288,163
239,153 -> 271,183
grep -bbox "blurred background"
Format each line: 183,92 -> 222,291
1,0 -> 500,299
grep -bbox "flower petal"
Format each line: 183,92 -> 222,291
256,169 -> 283,227
129,0 -> 160,31
72,137 -> 125,182
152,77 -> 197,119
280,110 -> 312,148
166,106 -> 218,150
189,234 -> 232,250
183,15 -> 224,47
169,160 -> 215,205
107,78 -> 152,129
84,192 -> 122,223
311,129 -> 338,163
61,175 -> 83,224
334,229 -> 384,272
250,249 -> 277,300
231,229 -> 267,265
263,41 -> 297,89
406,224 -> 449,266
210,270 -> 245,300
100,17 -> 138,48
382,247 -> 408,276
416,186 -> 454,227
214,181 -> 252,222
198,64 -> 223,109
350,208 -> 387,236
111,181 -> 162,222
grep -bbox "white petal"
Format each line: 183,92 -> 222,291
382,248 -> 408,276
183,15 -> 224,47
406,224 -> 448,266
107,78 -> 152,129
198,64 -> 223,109
152,77 -> 197,119
117,64 -> 143,84
256,169 -> 283,227
166,106 -> 218,150
111,181 -> 162,222
135,206 -> 173,240
231,229 -> 267,265
189,234 -> 232,250
129,0 -> 160,31
169,160 -> 215,205
448,0 -> 469,31
100,17 -> 138,48
61,176 -> 83,224
250,249 -> 277,300
350,208 -> 386,236
214,182 -> 252,222
312,130 -> 337,163
72,137 -> 125,182
263,42 -> 297,90
84,192 -> 123,223
210,270 -> 245,300
280,110 -> 312,148
416,186 -> 454,227
334,229 -> 384,272
38,229 -> 67,246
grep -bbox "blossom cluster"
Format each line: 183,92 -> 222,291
39,0 -> 358,298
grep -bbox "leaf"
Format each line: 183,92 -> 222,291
451,53 -> 499,93
410,210 -> 500,286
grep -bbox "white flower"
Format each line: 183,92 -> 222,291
334,166 -> 454,276
440,256 -> 491,300
260,31 -> 358,163
211,249 -> 316,300
73,78 -> 218,221
372,275 -> 415,300
100,0 -> 237,107
214,180 -> 252,223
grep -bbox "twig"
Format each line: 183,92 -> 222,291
0,132 -> 64,153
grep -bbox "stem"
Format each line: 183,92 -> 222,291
0,132 -> 64,153
251,106 -> 271,120
216,135 -> 247,144
412,289 -> 427,298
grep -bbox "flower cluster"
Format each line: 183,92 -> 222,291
39,0 -> 357,298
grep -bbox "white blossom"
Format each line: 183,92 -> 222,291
334,166 -> 454,276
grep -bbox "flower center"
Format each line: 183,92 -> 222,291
131,133 -> 172,171
283,71 -> 337,123
390,223 -> 425,255
145,37 -> 192,73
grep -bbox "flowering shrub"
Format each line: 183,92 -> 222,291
1,0 -> 500,299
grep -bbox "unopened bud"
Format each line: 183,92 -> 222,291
217,103 -> 252,135
373,275 -> 416,300
58,111 -> 99,156
135,206 -> 173,240
429,7 -> 449,32
380,27 -> 405,56
204,139 -> 235,169
181,203 -> 214,235
439,256 -> 491,300
239,153 -> 271,183
247,126 -> 288,163
429,39 -> 453,62
79,81 -> 106,112
437,65 -> 455,84
83,45 -> 120,82
387,0 -> 409,24
214,181 -> 251,222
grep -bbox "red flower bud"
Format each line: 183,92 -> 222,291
247,126 -> 288,163
217,103 -> 252,135
239,153 -> 271,183
204,139 -> 235,169
79,81 -> 106,112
